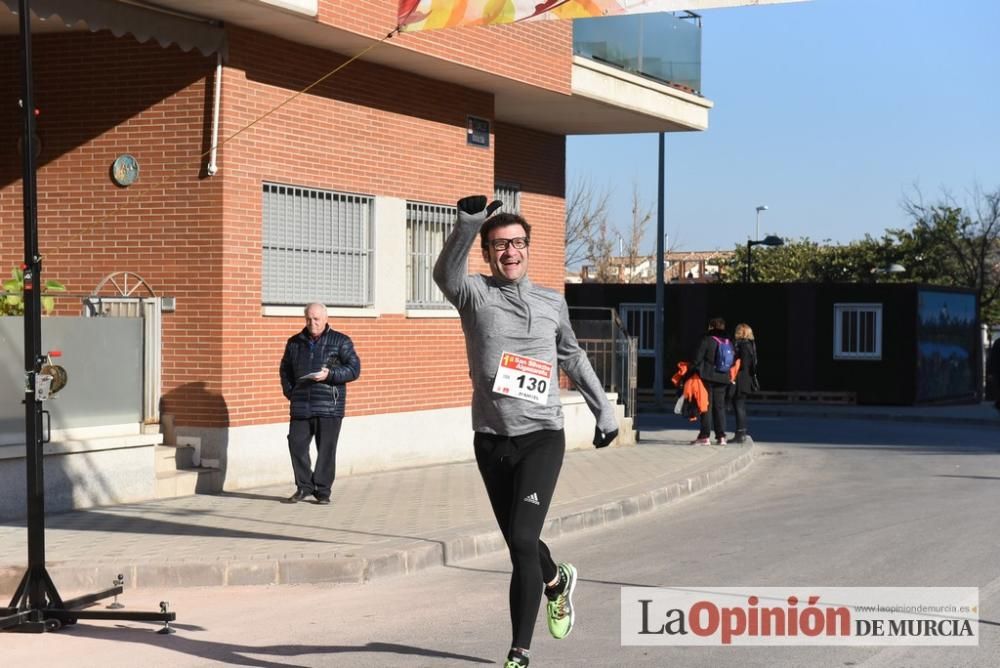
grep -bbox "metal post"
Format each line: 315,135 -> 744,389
1,0 -> 176,632
745,240 -> 752,283
653,133 -> 665,409
17,0 -> 46,614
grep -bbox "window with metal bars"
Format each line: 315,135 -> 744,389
261,183 -> 374,307
406,201 -> 456,309
405,188 -> 520,310
494,183 -> 521,214
833,303 -> 883,360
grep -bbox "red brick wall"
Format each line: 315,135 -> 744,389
219,26 -> 493,427
0,32 -> 226,427
495,122 -> 566,291
1,26 -> 567,430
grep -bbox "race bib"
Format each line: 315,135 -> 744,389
492,352 -> 553,405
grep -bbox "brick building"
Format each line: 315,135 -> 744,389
1,1 -> 715,500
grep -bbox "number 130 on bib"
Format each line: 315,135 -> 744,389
491,352 -> 553,405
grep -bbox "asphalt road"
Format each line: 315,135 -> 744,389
4,415 -> 999,668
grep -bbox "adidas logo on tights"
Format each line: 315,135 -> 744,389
523,492 -> 540,505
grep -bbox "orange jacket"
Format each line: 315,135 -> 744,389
672,361 -> 708,417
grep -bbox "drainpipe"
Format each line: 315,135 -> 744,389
206,51 -> 222,176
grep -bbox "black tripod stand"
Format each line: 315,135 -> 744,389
0,0 -> 176,633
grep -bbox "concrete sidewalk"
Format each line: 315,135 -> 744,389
0,423 -> 753,595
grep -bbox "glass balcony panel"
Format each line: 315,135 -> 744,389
573,12 -> 702,95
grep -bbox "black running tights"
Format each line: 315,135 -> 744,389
474,429 -> 565,650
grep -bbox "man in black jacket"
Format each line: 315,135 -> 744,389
279,303 -> 361,504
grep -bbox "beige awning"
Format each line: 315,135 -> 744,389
0,0 -> 227,56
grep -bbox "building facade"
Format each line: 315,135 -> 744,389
1,1 -> 714,506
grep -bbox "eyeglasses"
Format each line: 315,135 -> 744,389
487,237 -> 529,252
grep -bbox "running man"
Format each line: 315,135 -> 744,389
434,196 -> 619,667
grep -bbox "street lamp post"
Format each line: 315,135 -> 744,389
745,234 -> 784,283
755,205 -> 768,241
653,133 -> 665,409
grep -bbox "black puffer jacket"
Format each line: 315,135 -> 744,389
279,326 -> 361,418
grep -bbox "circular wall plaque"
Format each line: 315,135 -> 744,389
111,154 -> 139,187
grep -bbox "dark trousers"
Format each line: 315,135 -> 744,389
699,382 -> 728,439
474,429 -> 565,650
733,395 -> 748,433
288,416 -> 342,498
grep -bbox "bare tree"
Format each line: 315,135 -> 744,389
621,183 -> 653,283
565,176 -> 612,271
565,178 -> 657,283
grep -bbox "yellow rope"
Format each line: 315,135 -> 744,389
201,26 -> 400,159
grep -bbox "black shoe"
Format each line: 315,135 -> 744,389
315,496 -> 331,505
285,490 -> 310,503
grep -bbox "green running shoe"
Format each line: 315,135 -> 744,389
504,651 -> 529,667
546,562 -> 578,639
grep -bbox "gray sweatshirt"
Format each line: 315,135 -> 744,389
433,207 -> 617,437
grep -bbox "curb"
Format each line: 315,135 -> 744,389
7,445 -> 757,592
748,408 -> 1000,428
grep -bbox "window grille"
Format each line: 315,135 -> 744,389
262,183 -> 373,306
494,183 -> 521,214
619,303 -> 656,357
406,201 -> 456,309
833,303 -> 883,359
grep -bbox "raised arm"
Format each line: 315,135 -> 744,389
432,196 -> 501,309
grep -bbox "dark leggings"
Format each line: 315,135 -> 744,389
699,382 -> 728,439
733,395 -> 747,433
474,429 -> 564,650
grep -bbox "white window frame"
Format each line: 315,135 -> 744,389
833,303 -> 883,360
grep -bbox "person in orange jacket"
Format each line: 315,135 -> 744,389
671,361 -> 708,419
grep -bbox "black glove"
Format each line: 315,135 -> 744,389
457,195 -> 503,218
593,426 -> 619,449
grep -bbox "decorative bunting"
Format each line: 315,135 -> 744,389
399,1 -> 801,32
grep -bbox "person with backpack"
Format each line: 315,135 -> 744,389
731,323 -> 759,443
691,317 -> 734,445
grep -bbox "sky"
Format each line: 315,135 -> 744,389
566,0 -> 1000,256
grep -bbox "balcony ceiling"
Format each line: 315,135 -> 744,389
1,0 -> 711,135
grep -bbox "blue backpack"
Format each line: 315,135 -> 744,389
712,336 -> 735,373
